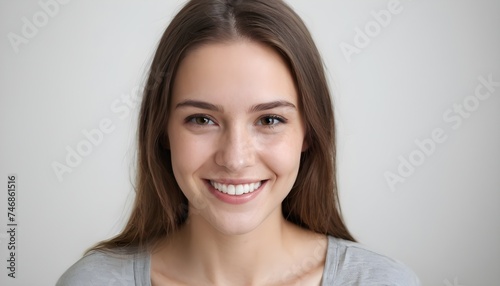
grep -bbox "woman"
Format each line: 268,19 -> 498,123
58,0 -> 420,285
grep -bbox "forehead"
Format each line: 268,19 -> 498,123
171,40 -> 298,107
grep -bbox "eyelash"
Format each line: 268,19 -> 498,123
184,114 -> 287,128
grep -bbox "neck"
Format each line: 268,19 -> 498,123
166,210 -> 319,285
154,208 -> 328,286
188,212 -> 290,284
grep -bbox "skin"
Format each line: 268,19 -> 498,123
151,40 -> 327,286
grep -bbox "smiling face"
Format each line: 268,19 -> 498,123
167,40 -> 307,235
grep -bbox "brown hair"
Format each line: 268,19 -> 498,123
91,0 -> 354,253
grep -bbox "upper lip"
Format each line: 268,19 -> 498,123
207,179 -> 264,185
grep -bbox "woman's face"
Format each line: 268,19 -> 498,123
168,40 -> 307,235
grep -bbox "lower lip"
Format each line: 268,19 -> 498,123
206,180 -> 267,205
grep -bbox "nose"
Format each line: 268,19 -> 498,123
215,125 -> 255,172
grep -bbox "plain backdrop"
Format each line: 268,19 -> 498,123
1,0 -> 499,285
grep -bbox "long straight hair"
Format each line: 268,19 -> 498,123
91,0 -> 354,253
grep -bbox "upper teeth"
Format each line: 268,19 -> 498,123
211,181 -> 262,195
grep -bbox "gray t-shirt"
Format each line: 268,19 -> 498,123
57,236 -> 420,285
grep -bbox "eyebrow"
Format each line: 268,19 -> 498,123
175,100 -> 224,112
175,99 -> 296,113
249,100 -> 296,112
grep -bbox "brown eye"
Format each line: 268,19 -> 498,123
258,115 -> 285,126
186,115 -> 215,125
195,117 -> 210,125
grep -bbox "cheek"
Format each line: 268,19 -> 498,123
168,131 -> 213,182
169,135 -> 212,208
258,133 -> 304,179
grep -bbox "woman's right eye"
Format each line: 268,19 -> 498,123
186,115 -> 215,126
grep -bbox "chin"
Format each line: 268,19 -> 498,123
200,209 -> 273,237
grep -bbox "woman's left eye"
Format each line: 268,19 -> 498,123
257,115 -> 286,126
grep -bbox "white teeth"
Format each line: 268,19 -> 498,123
228,185 -> 235,195
210,181 -> 262,196
235,185 -> 244,195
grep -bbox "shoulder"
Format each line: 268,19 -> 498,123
324,236 -> 421,286
56,248 -> 150,286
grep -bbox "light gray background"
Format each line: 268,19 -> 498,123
1,0 -> 499,285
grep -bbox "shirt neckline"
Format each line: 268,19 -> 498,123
140,235 -> 337,286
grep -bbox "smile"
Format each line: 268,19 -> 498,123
210,181 -> 262,196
